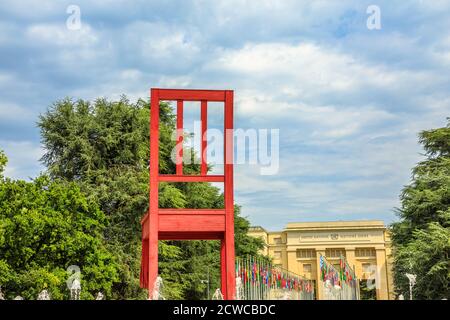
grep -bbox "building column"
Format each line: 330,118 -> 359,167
315,248 -> 326,300
375,248 -> 389,300
345,247 -> 356,269
286,251 -> 297,274
384,231 -> 395,300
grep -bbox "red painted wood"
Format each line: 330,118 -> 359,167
159,232 -> 223,240
140,239 -> 148,287
158,174 -> 224,182
176,100 -> 183,175
142,209 -> 225,239
141,211 -> 149,224
201,100 -> 208,175
142,220 -> 148,239
148,88 -> 160,295
157,89 -> 226,102
141,88 -> 235,300
224,90 -> 236,299
220,240 -> 227,297
159,208 -> 225,215
159,214 -> 225,232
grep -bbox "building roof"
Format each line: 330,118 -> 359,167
248,226 -> 268,233
250,220 -> 387,234
285,220 -> 385,231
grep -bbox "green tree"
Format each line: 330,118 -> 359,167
0,163 -> 119,300
391,118 -> 450,299
38,97 -> 263,299
0,149 -> 7,179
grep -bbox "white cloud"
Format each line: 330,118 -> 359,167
0,103 -> 36,121
120,21 -> 201,64
0,1 -> 60,19
26,23 -> 98,47
235,95 -> 396,139
0,22 -> 21,45
209,42 -> 440,100
0,140 -> 44,180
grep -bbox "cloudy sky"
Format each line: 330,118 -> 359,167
1,1 -> 449,230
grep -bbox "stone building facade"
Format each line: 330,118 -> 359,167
248,220 -> 394,300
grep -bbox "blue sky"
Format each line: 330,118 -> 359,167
0,1 -> 449,230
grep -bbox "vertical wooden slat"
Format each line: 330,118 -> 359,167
144,88 -> 235,300
148,88 -> 160,299
176,100 -> 183,175
220,239 -> 227,297
201,100 -> 208,175
224,90 -> 235,299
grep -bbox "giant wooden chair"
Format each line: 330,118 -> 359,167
140,88 -> 236,299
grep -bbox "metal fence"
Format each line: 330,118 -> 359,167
235,256 -> 315,300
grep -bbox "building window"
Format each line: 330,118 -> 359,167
325,248 -> 346,258
296,249 -> 316,259
273,251 -> 282,259
303,264 -> 312,273
273,237 -> 282,245
356,248 -> 376,257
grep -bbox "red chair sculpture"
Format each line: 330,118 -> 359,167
140,88 -> 236,299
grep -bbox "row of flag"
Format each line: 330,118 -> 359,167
339,256 -> 356,283
319,255 -> 357,287
236,257 -> 314,293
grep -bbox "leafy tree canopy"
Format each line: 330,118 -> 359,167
0,166 -> 119,300
0,149 -> 7,178
391,118 -> 450,299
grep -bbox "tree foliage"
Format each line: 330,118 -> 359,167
0,170 -> 119,300
391,118 -> 450,299
0,149 -> 6,179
